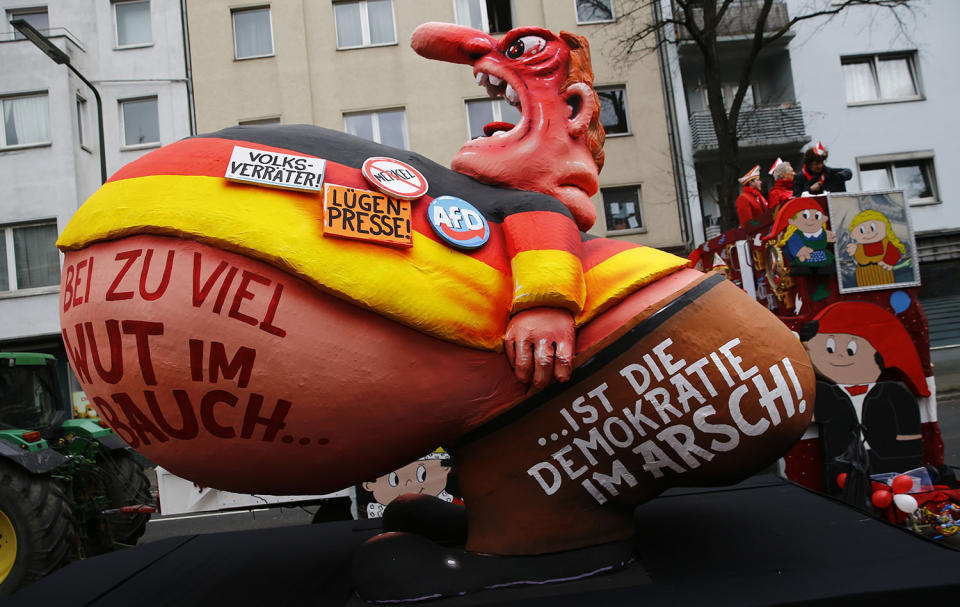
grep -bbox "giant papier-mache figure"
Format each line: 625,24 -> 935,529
58,23 -> 815,601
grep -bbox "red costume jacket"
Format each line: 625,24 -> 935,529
767,179 -> 794,209
736,186 -> 769,226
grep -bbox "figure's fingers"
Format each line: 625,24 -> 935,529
532,338 -> 555,389
513,332 -> 534,384
504,331 -> 517,370
553,337 -> 573,383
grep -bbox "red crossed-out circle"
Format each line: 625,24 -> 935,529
361,157 -> 429,200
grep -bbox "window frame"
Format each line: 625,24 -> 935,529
841,51 -> 922,106
342,107 -> 408,150
856,151 -> 939,206
453,0 -> 513,35
118,95 -> 160,150
112,0 -> 154,50
575,0 -> 615,25
464,97 -> 521,140
595,84 -> 631,138
334,0 -> 398,51
76,94 -> 91,152
0,91 -> 52,150
0,219 -> 62,297
232,5 -> 275,60
7,6 -> 49,40
601,184 -> 646,235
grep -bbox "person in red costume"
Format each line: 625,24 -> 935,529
767,157 -> 795,209
735,164 -> 769,225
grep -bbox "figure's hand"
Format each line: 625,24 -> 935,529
504,307 -> 575,389
809,182 -> 822,194
826,230 -> 836,243
879,261 -> 893,271
796,246 -> 813,261
846,243 -> 857,256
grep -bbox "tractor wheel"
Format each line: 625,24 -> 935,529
0,461 -> 77,597
99,450 -> 153,545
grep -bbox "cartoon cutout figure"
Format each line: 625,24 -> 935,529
845,209 -> 905,287
801,301 -> 929,492
764,197 -> 835,274
362,450 -> 458,518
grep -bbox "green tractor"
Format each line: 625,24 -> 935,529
0,352 -> 154,596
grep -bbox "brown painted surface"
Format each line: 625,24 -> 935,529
455,275 -> 815,555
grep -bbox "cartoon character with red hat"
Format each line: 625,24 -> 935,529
801,301 -> 929,492
764,197 -> 835,273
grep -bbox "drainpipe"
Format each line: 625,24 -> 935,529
180,0 -> 197,135
652,0 -> 694,252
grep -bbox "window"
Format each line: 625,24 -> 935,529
8,7 -> 48,39
842,52 -> 920,104
343,109 -> 406,149
858,153 -> 938,205
1,93 -> 50,148
465,98 -> 521,139
232,6 -> 273,59
0,221 -> 61,292
602,186 -> 644,233
576,0 -> 614,24
596,85 -> 630,136
120,96 -> 159,147
334,0 -> 396,49
76,95 -> 88,148
113,0 -> 152,47
454,0 -> 512,34
238,116 -> 281,126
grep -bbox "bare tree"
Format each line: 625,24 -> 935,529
610,0 -> 915,231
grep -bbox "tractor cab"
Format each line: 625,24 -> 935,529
0,352 -> 65,436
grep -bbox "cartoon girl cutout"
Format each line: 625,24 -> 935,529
845,210 -> 906,287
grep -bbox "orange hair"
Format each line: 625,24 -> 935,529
559,32 -> 605,172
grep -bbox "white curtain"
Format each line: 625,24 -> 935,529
456,0 -> 485,31
3,95 -> 50,146
122,97 -> 159,146
344,113 -> 374,141
466,100 -> 494,139
14,224 -> 60,289
0,236 -> 8,291
877,57 -> 915,99
843,61 -> 876,102
116,1 -> 152,46
367,0 -> 395,45
334,2 -> 363,48
233,8 -> 272,57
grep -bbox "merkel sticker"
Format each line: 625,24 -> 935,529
427,196 -> 489,250
225,146 -> 326,193
361,157 -> 429,200
323,184 -> 412,248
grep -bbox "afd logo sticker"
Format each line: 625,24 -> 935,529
427,196 -> 490,250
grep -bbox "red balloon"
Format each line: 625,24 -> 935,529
891,475 -> 913,495
872,489 -> 894,509
836,473 -> 847,489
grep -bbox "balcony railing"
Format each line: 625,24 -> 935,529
675,1 -> 790,41
689,103 -> 807,153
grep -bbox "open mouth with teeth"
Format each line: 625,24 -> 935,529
475,71 -> 522,137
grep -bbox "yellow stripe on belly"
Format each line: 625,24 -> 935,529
58,175 -> 512,350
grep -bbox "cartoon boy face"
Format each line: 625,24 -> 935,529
850,220 -> 885,245
362,458 -> 451,506
789,208 -> 826,234
805,332 -> 881,385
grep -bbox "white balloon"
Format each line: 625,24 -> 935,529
893,493 -> 918,514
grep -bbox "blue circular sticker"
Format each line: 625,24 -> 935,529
427,196 -> 490,250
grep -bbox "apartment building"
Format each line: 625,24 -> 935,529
185,0 -> 687,250
0,0 -> 191,403
786,0 -> 960,303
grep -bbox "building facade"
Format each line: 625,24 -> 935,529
0,0 -> 191,403
185,0 -> 687,250
786,0 -> 960,300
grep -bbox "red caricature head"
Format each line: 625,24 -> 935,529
763,197 -> 824,241
802,301 -> 930,397
412,23 -> 604,230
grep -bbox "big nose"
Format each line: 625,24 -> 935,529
411,22 -> 496,65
